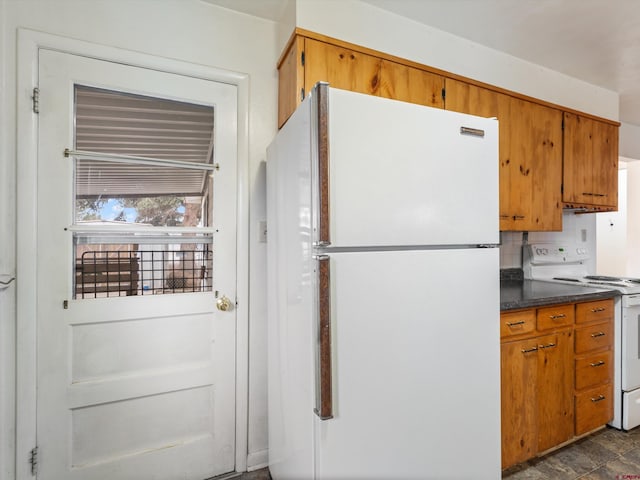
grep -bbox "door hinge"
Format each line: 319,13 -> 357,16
301,50 -> 305,66
32,87 -> 40,114
29,446 -> 38,476
441,88 -> 446,101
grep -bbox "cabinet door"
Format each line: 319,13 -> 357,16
445,79 -> 562,231
304,38 -> 381,98
592,119 -> 618,207
512,98 -> 562,231
501,337 -> 538,469
537,331 -> 574,452
378,60 -> 444,108
277,36 -> 305,128
563,113 -> 618,209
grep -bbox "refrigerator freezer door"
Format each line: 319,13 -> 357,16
314,248 -> 501,479
323,88 -> 498,247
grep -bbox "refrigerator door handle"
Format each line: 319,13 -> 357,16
313,82 -> 331,247
314,254 -> 333,420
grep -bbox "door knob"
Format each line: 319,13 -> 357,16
216,295 -> 233,312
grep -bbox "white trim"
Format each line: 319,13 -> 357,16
16,28 -> 250,479
246,449 -> 269,472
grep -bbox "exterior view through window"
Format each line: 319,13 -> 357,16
72,85 -> 215,298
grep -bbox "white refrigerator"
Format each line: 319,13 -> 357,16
267,84 -> 501,480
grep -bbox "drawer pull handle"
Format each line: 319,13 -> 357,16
591,331 -> 606,338
591,395 -> 606,403
506,320 -> 526,327
591,307 -> 606,313
521,346 -> 538,354
590,360 -> 606,367
550,314 -> 567,320
539,342 -> 556,349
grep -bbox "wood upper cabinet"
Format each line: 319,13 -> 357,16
278,36 -> 305,128
277,30 -> 619,224
303,38 -> 382,99
445,79 -> 563,231
563,112 -> 619,210
277,35 -> 444,127
378,60 -> 444,108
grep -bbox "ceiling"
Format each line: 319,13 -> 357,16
204,0 -> 640,126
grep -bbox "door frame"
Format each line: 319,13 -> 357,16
15,28 -> 250,480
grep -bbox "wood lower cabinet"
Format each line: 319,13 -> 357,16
445,79 -> 563,231
500,298 -> 615,469
574,300 -> 614,435
501,330 -> 573,468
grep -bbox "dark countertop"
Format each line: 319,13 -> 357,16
501,279 -> 619,311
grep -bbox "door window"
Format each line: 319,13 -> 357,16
71,86 -> 216,298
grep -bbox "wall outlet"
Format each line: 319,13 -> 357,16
258,220 -> 267,243
581,229 -> 587,242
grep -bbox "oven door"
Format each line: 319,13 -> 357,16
622,294 -> 640,391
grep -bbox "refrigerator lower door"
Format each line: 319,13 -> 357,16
314,248 -> 500,479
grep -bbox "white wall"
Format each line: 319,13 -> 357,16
620,123 -> 640,160
0,0 -> 279,477
596,166 -> 628,276
627,162 -> 640,277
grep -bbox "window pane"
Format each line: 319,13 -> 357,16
74,158 -> 212,227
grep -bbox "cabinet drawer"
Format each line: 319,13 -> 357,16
501,310 -> 536,338
575,383 -> 613,435
575,351 -> 612,390
537,304 -> 574,331
576,299 -> 614,324
575,321 -> 613,354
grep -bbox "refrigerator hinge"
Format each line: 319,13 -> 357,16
29,446 -> 38,476
313,241 -> 331,248
32,87 -> 40,114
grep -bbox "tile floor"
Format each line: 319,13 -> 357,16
503,426 -> 640,479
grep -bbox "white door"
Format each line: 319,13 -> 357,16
36,49 -> 237,479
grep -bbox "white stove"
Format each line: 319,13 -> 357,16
524,243 -> 640,430
524,244 -> 640,295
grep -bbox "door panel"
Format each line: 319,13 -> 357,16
37,49 -> 237,480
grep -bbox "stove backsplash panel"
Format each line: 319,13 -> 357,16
499,212 -> 597,273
